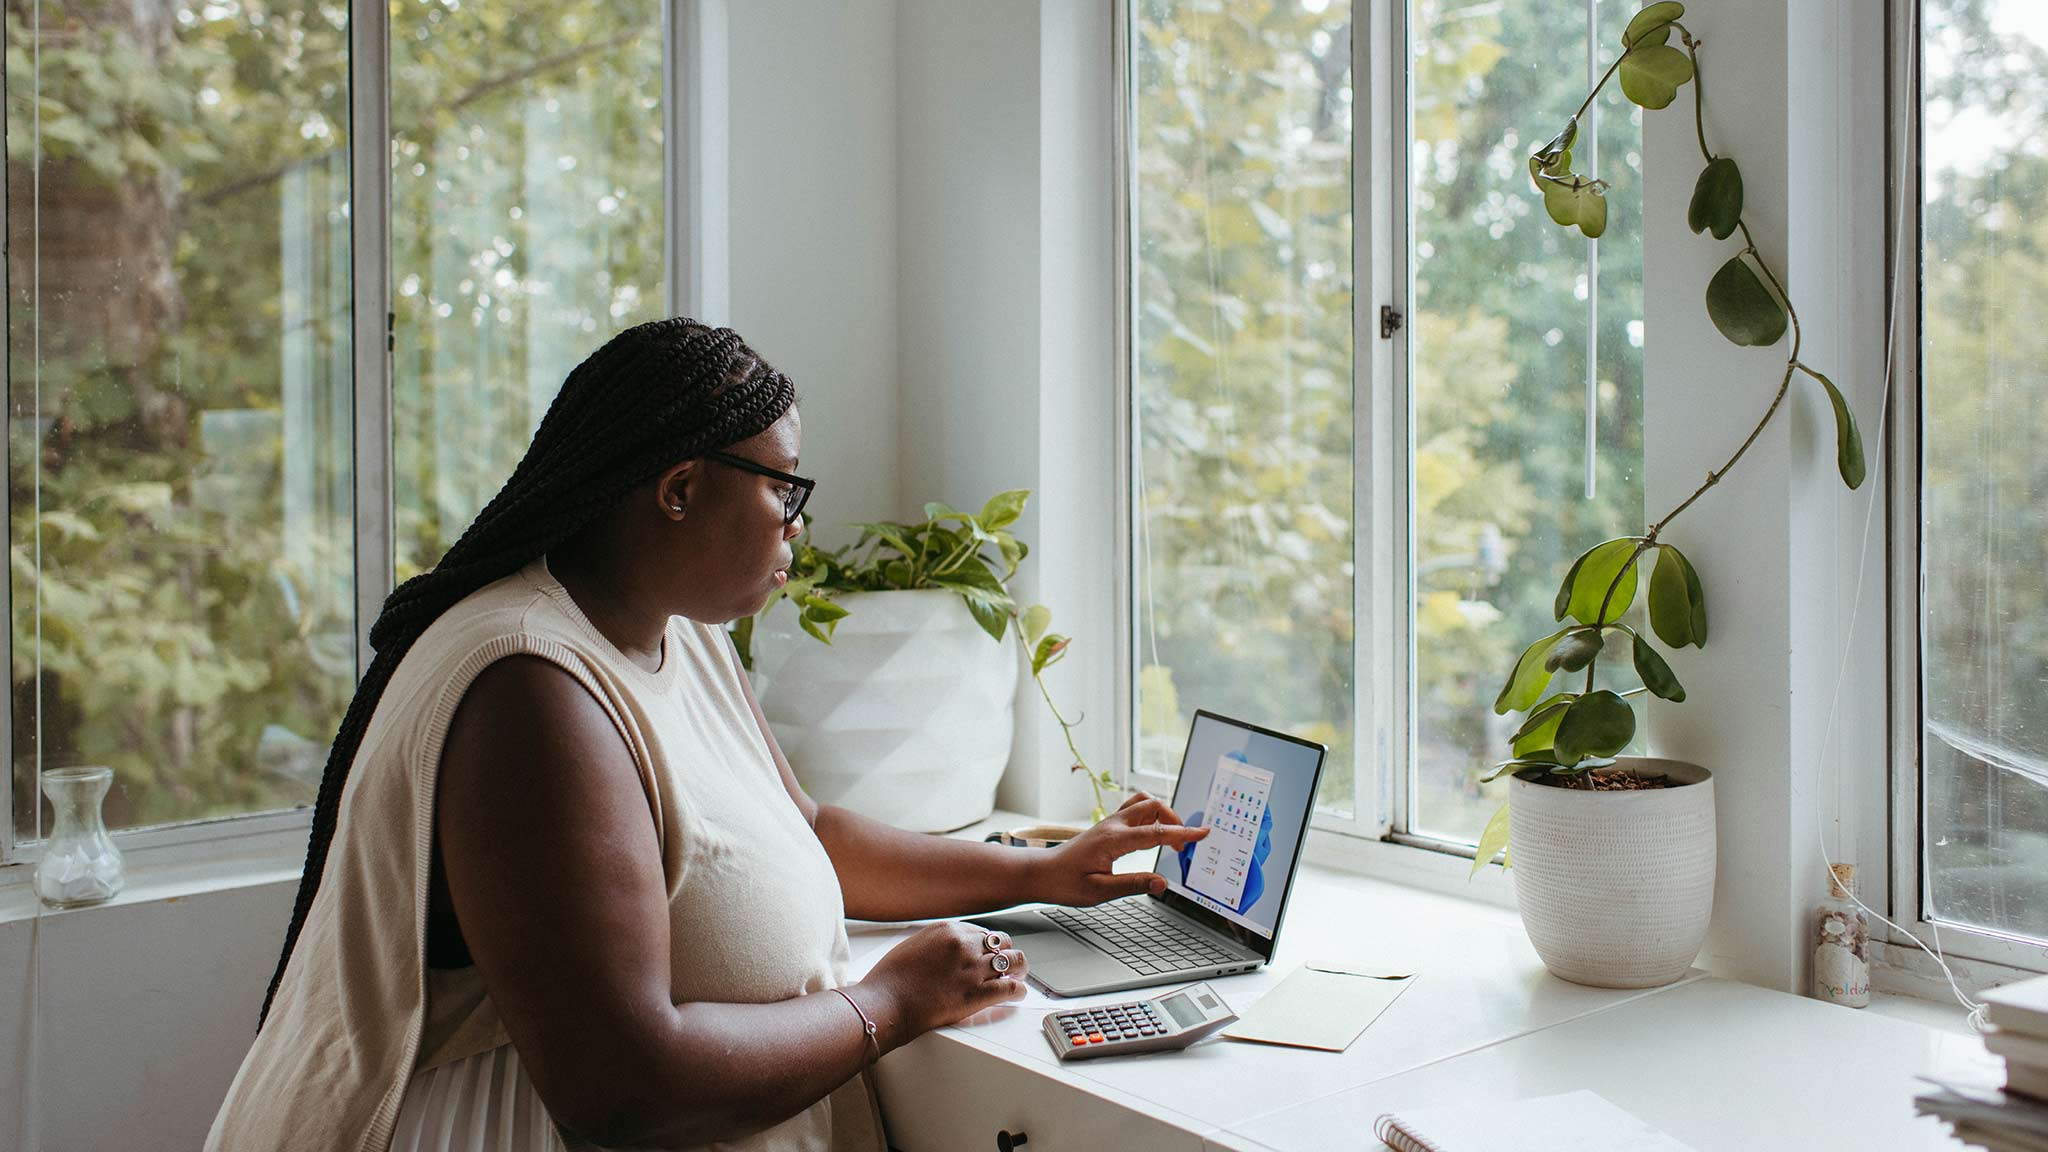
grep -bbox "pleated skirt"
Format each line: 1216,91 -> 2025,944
390,1045 -> 570,1152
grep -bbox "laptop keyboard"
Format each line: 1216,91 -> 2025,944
1041,900 -> 1241,973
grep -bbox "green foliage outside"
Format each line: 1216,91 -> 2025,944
7,0 -> 661,833
1132,0 -> 1648,842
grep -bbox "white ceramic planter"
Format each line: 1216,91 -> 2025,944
746,589 -> 1018,832
1508,757 -> 1716,989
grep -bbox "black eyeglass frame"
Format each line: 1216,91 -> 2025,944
705,450 -> 815,525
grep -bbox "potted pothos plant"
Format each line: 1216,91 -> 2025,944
1472,1 -> 1867,988
734,490 -> 1116,832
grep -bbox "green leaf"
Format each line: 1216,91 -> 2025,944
1021,604 -> 1052,648
1536,172 -> 1608,239
1801,365 -> 1867,490
1495,628 -> 1571,715
1471,800 -> 1512,876
1032,633 -> 1072,675
798,612 -> 837,644
1706,253 -> 1788,347
1553,690 -> 1638,766
1618,43 -> 1694,110
962,596 -> 1010,643
1511,699 -> 1574,761
1688,156 -> 1743,240
1632,633 -> 1687,702
1545,627 -> 1607,674
1481,758 -> 1550,785
1558,538 -> 1642,625
730,615 -> 756,670
1622,2 -> 1685,48
977,489 -> 1030,532
1510,692 -> 1580,743
1647,544 -> 1707,649
848,521 -> 916,558
923,502 -> 967,524
800,595 -> 850,623
930,560 -> 1013,642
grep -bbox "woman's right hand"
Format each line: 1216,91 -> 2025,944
856,922 -> 1028,1048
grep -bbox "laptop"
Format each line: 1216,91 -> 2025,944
968,710 -> 1327,997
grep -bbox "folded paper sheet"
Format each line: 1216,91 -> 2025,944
1220,961 -> 1414,1052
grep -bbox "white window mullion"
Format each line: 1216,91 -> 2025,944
351,0 -> 393,675
665,0 -> 730,324
1112,0 -> 1138,801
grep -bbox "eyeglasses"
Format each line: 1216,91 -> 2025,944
705,450 -> 815,526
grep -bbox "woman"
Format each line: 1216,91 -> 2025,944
206,319 -> 1208,1152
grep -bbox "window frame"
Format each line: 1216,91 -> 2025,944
0,0 -> 721,875
1884,0 -> 2048,977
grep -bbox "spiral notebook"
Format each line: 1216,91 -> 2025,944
1373,1090 -> 1696,1152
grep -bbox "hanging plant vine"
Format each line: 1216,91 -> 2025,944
1474,1 -> 1866,871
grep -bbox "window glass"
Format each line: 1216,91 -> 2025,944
1129,0 -> 1358,815
1407,0 -> 1644,844
1919,0 -> 2048,943
8,0 -> 356,835
389,0 -> 665,580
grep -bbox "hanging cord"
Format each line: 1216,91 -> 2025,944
1809,0 -> 1989,1034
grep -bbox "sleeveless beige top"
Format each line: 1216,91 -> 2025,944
206,559 -> 886,1152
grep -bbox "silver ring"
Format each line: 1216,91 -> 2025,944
982,932 -> 1005,954
989,952 -> 1012,975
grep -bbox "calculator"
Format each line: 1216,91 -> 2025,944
1042,982 -> 1237,1060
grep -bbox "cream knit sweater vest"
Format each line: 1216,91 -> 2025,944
206,560 -> 885,1152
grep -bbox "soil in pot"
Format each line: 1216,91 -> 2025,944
1528,767 -> 1677,791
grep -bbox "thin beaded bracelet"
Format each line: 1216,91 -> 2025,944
832,987 -> 882,1066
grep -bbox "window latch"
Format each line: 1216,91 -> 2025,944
1379,305 -> 1404,339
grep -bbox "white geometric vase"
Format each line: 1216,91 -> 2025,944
1507,757 -> 1716,989
746,589 -> 1018,832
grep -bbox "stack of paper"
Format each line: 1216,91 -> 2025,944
1914,975 -> 2048,1151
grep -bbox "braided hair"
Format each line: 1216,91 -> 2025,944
258,317 -> 796,1029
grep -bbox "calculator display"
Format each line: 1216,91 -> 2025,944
1159,993 -> 1203,1028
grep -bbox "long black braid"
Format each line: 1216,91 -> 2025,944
257,317 -> 796,1029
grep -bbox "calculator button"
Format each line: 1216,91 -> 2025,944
1088,1033 -> 1105,1043
1070,1036 -> 1088,1046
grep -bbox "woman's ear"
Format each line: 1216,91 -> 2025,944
655,461 -> 695,520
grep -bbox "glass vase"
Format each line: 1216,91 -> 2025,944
35,766 -> 125,909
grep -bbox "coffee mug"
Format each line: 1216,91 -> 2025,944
984,823 -> 1083,849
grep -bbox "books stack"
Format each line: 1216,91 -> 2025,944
1916,976 -> 2048,1151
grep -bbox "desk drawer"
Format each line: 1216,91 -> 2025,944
877,1035 -> 1203,1152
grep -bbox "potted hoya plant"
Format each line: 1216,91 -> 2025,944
1473,2 -> 1867,988
734,490 -> 1115,832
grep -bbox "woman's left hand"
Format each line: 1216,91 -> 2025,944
1032,792 -> 1210,907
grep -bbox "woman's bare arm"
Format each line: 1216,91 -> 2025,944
438,656 -> 907,1147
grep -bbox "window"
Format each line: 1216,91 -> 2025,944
1405,0 -> 1643,846
1124,1 -> 1643,847
1906,0 -> 2048,951
389,0 -> 666,579
8,0 -> 357,839
5,0 -> 687,854
1127,0 -> 1359,817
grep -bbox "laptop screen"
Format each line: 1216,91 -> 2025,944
1152,711 -> 1326,950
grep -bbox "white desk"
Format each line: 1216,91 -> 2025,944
848,817 -> 1989,1150
1216,978 -> 1997,1151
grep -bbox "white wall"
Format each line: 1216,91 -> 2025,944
896,0 -> 1117,821
0,876 -> 298,1151
729,0 -> 901,538
1642,0 -> 1890,993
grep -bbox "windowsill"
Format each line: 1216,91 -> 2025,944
0,810 -> 309,928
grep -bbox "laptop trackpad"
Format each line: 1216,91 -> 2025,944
967,911 -> 1132,995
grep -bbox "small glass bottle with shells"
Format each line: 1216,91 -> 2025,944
1812,863 -> 1871,1008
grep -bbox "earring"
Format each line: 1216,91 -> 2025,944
669,504 -> 684,515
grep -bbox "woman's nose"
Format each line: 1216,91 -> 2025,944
784,513 -> 804,540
